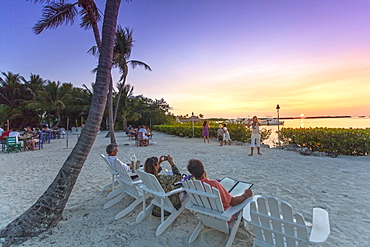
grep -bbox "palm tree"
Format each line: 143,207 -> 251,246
0,0 -> 122,245
22,73 -> 45,100
0,71 -> 30,128
91,26 -> 151,142
38,81 -> 73,127
112,25 -> 151,127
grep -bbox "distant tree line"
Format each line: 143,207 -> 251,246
0,71 -> 175,131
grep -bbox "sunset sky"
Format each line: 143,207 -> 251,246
1,0 -> 370,118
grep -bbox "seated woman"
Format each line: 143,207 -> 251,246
144,155 -> 182,217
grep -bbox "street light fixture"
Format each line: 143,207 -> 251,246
276,104 -> 281,146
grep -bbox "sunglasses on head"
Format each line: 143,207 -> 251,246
150,157 -> 157,165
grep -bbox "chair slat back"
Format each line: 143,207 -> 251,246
183,180 -> 224,213
136,169 -> 173,209
100,154 -> 118,176
114,159 -> 141,198
136,132 -> 143,140
114,159 -> 133,182
6,137 -> 16,145
250,196 -> 310,247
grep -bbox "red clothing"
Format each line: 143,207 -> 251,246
0,131 -> 10,140
200,177 -> 233,211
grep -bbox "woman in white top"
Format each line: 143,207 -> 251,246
138,125 -> 149,146
223,124 -> 231,145
247,116 -> 262,156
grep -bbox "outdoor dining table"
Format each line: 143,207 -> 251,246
18,136 -> 33,151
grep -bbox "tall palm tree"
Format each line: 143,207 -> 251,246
33,0 -> 118,144
0,0 -> 122,245
112,25 -> 151,126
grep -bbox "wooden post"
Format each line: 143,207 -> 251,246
66,117 -> 69,149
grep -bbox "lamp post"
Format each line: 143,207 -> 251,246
192,113 -> 195,138
276,104 -> 281,146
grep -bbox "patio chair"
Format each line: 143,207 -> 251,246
1,139 -> 6,152
58,128 -> 66,138
5,137 -> 21,153
135,132 -> 144,146
243,196 -> 330,247
41,131 -> 52,144
100,154 -> 120,196
103,159 -> 150,220
135,169 -> 188,236
182,179 -> 252,247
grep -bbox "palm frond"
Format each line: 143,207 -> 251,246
87,45 -> 99,56
79,2 -> 101,30
128,60 -> 152,71
33,2 -> 78,34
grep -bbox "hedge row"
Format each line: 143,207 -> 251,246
152,123 -> 272,143
280,127 -> 370,156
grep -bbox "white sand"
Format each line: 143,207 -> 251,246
1,131 -> 369,246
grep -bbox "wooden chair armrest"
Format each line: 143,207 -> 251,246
222,197 -> 253,219
164,187 -> 185,197
309,207 -> 330,243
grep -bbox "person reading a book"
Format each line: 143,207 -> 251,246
187,159 -> 253,210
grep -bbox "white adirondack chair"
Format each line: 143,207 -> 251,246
103,159 -> 149,220
100,154 -> 120,197
182,179 -> 252,247
243,196 -> 330,247
135,169 -> 188,236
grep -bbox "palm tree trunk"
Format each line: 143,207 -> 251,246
113,72 -> 127,125
106,74 -> 117,144
0,1 -> 121,245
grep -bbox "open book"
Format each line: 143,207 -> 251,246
220,177 -> 253,196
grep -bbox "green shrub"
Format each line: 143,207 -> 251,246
280,127 -> 370,156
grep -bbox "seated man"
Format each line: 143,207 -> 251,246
9,128 -> 21,144
187,159 -> 253,211
106,143 -> 132,171
24,126 -> 34,135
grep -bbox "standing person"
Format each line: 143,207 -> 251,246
144,155 -> 182,216
223,123 -> 231,145
217,124 -> 224,146
247,116 -> 262,156
202,120 -> 210,143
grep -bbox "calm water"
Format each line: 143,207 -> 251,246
261,117 -> 370,146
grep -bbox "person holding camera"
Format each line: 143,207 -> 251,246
144,155 -> 182,217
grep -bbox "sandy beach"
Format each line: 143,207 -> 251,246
1,131 -> 369,246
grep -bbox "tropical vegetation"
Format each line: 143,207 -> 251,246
280,127 -> 370,156
0,71 -> 174,131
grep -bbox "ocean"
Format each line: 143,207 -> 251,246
261,117 -> 370,147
